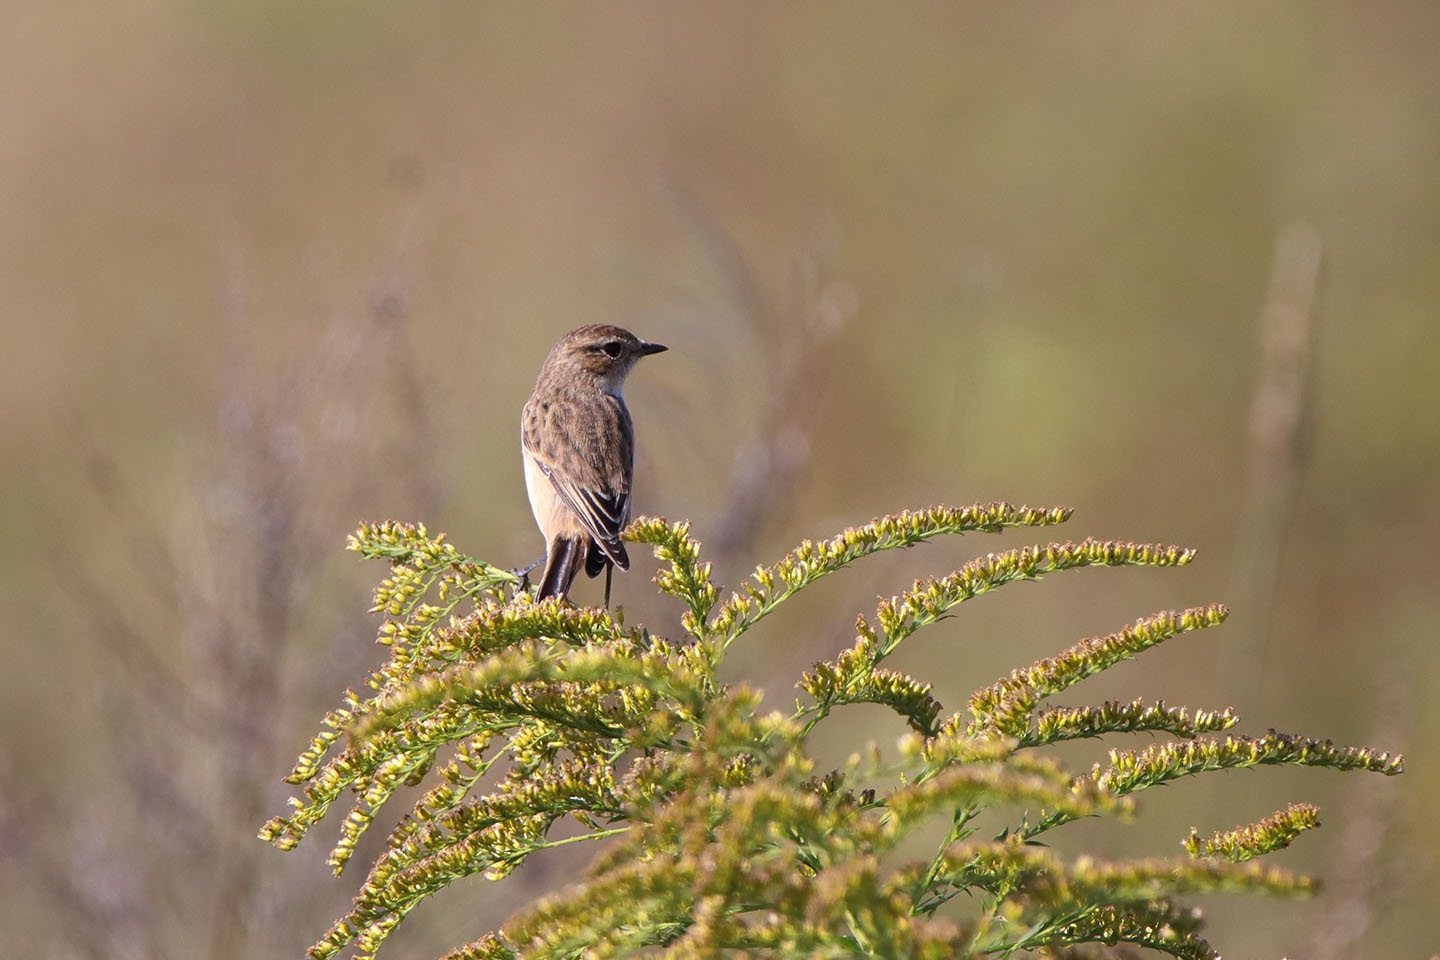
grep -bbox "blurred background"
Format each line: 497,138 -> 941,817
2,4 -> 1437,958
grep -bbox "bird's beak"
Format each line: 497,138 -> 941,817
639,341 -> 668,356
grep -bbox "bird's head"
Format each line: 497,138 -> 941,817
545,324 -> 667,395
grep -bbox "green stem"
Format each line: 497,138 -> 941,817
531,825 -> 632,852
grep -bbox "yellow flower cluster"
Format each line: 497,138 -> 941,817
262,507 -> 1402,960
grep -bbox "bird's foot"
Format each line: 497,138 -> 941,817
510,555 -> 545,591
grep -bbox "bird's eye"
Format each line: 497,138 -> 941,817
602,341 -> 624,359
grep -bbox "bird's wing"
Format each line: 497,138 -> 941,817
523,395 -> 633,569
528,452 -> 630,569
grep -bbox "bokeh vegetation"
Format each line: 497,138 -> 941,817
2,5 -> 1437,959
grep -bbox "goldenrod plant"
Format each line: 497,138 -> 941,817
262,503 -> 1402,960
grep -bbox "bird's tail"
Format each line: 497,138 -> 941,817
537,536 -> 586,601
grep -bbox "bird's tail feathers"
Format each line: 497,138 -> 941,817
537,537 -> 586,601
585,540 -> 608,578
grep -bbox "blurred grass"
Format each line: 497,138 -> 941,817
2,3 -> 1437,958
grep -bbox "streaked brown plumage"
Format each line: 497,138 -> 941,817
521,325 -> 666,603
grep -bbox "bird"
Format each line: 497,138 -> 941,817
521,324 -> 667,604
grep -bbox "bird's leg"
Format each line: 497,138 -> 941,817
603,562 -> 614,609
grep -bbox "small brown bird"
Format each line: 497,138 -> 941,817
521,325 -> 667,604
